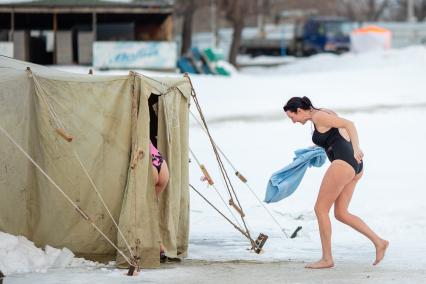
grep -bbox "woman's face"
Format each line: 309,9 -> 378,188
286,109 -> 309,124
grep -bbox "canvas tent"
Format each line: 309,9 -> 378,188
0,55 -> 190,269
350,25 -> 392,53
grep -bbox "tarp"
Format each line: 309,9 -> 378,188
0,56 -> 190,268
351,25 -> 392,53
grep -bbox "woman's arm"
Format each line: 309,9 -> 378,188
312,111 -> 364,163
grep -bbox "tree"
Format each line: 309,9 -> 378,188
177,0 -> 196,55
176,0 -> 197,55
367,0 -> 391,21
415,0 -> 426,21
221,0 -> 245,66
257,0 -> 271,38
338,0 -> 391,21
390,0 -> 426,21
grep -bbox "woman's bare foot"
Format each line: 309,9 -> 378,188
305,258 -> 334,269
373,239 -> 389,265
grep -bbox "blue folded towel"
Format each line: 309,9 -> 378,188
264,146 -> 327,203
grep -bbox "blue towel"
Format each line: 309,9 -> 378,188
264,146 -> 327,203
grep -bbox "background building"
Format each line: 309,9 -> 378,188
0,0 -> 175,68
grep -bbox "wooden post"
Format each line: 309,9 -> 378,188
200,164 -> 214,185
56,128 -> 73,142
129,72 -> 139,171
229,199 -> 245,217
10,11 -> 14,41
92,12 -> 97,41
235,171 -> 247,183
163,14 -> 173,41
53,12 -> 57,64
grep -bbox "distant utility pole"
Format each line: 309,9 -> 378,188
257,0 -> 266,38
407,0 -> 417,22
211,0 -> 219,48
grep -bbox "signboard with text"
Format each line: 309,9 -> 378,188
93,41 -> 177,70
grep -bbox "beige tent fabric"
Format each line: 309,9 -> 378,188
116,74 -> 159,268
0,56 -> 190,268
0,69 -> 36,237
30,74 -> 133,259
116,74 -> 191,267
156,80 -> 190,259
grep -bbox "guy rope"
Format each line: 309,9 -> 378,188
93,70 -> 268,253
0,123 -> 134,269
189,110 -> 290,238
188,148 -> 243,229
0,67 -> 141,274
134,71 -> 267,252
184,73 -> 268,252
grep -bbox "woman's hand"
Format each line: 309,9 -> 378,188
354,148 -> 364,164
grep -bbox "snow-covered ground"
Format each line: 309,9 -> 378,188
188,45 -> 426,261
2,46 -> 426,282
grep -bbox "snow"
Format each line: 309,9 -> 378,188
242,45 -> 426,75
2,45 -> 426,282
237,55 -> 296,66
186,46 -> 426,266
0,231 -> 99,275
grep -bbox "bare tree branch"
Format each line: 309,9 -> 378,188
415,0 -> 426,21
373,0 -> 390,20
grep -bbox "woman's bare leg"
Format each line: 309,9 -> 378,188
305,160 -> 355,269
156,163 -> 169,256
152,165 -> 159,186
155,161 -> 169,197
334,171 -> 389,265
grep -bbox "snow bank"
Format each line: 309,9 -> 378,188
0,231 -> 96,275
188,46 -> 426,123
243,45 -> 426,75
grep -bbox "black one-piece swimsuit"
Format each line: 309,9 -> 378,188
312,124 -> 363,174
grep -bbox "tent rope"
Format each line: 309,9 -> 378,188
189,147 -> 243,229
184,73 -> 255,247
28,70 -> 135,259
0,123 -> 133,267
189,111 -> 289,238
189,184 -> 251,240
128,72 -> 259,246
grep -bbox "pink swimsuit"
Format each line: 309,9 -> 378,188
150,142 -> 164,173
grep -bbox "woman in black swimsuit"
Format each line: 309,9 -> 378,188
283,96 -> 388,269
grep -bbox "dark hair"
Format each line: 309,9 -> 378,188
283,96 -> 316,113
